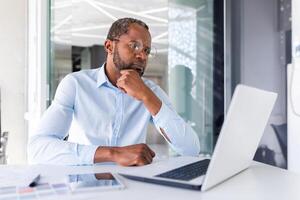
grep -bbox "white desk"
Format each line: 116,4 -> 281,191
1,146 -> 300,200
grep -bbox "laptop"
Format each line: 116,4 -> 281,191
120,84 -> 277,191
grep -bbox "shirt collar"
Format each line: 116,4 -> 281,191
96,63 -> 109,87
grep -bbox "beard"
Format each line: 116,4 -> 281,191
113,46 -> 145,77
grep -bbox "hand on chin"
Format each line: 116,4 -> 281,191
116,69 -> 148,101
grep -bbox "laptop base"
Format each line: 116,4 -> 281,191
119,173 -> 202,191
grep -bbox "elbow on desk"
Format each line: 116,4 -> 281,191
27,135 -> 60,165
27,135 -> 86,166
172,140 -> 201,157
27,135 -> 43,164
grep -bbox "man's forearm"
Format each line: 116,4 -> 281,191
141,89 -> 172,142
93,144 -> 155,166
142,87 -> 162,116
93,146 -> 116,163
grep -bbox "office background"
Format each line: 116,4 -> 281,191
0,0 -> 292,171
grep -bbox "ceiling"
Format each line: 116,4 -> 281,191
51,0 -> 168,53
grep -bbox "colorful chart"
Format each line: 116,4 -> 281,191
0,182 -> 69,200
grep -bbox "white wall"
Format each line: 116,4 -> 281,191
242,0 -> 285,116
0,0 -> 27,164
288,0 -> 300,173
231,0 -> 286,167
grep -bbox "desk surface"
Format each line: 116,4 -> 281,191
1,146 -> 300,200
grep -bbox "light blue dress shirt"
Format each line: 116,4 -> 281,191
28,64 -> 200,165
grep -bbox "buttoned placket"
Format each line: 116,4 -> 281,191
111,89 -> 123,146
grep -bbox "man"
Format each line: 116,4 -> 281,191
28,18 -> 200,166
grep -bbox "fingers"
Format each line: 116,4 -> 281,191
116,73 -> 132,91
117,70 -> 139,83
135,144 -> 155,166
145,145 -> 156,157
143,150 -> 153,164
116,80 -> 127,93
116,76 -> 127,86
114,144 -> 156,166
118,70 -> 140,83
136,155 -> 152,166
129,144 -> 155,166
116,72 -> 146,101
117,72 -> 129,82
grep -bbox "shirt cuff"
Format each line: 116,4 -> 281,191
152,102 -> 172,127
77,144 -> 99,165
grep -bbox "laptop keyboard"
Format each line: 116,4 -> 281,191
155,159 -> 210,181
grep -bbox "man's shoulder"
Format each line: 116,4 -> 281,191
67,68 -> 99,82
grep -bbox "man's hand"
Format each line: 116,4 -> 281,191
116,69 -> 149,101
112,143 -> 156,166
94,144 -> 155,166
116,69 -> 162,116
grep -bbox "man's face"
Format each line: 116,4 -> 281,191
112,24 -> 151,77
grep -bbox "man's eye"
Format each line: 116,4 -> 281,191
145,48 -> 151,55
132,43 -> 141,50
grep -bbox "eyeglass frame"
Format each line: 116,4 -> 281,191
110,38 -> 156,58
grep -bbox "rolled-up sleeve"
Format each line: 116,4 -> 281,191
151,84 -> 200,156
27,75 -> 98,165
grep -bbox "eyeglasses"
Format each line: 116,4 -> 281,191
112,39 -> 157,58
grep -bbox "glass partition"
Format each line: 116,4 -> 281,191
168,0 -> 224,154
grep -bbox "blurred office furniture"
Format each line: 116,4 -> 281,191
0,131 -> 8,164
271,123 -> 287,163
254,145 -> 276,167
0,88 -> 9,164
0,87 -> 1,138
254,123 -> 287,169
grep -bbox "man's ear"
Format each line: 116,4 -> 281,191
104,40 -> 113,55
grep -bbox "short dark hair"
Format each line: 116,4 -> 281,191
106,18 -> 149,40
